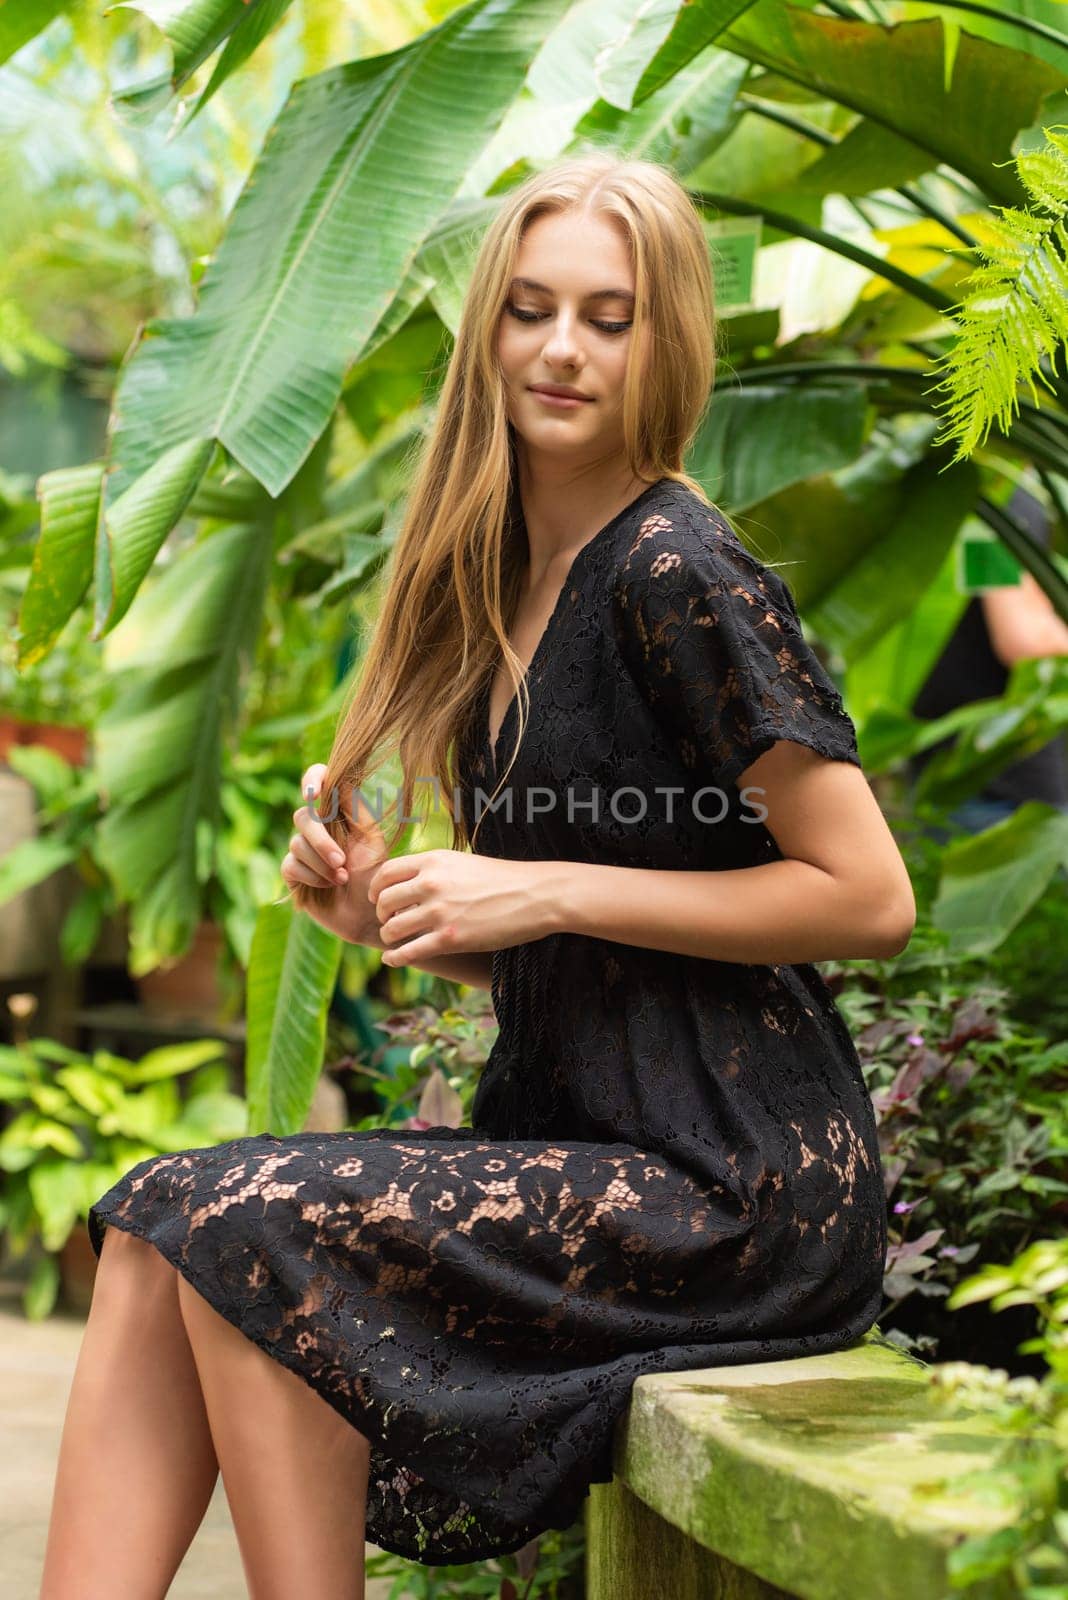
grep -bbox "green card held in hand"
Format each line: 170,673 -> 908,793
957,527 -> 1022,592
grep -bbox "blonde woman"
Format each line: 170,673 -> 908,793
44,153 -> 914,1599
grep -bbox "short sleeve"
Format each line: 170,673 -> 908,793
611,504 -> 862,790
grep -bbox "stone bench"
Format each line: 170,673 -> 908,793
586,1329 -> 1019,1600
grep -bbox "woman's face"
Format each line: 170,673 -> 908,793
497,207 -> 645,472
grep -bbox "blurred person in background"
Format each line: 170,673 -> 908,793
907,481 -> 1068,841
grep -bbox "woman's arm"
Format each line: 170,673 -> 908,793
982,572 -> 1068,664
525,742 -> 917,965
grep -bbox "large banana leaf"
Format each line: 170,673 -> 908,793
109,0 -> 296,124
245,899 -> 342,1135
786,118 -> 945,203
464,0 -> 752,193
689,381 -> 869,513
186,0 -> 293,121
844,539 -> 966,726
596,0 -> 759,110
93,437 -> 214,634
690,188 -> 959,313
716,4 -> 1066,208
904,0 -> 1068,76
94,0 -> 576,644
462,0 -> 647,191
719,424 -> 979,666
0,0 -> 65,66
17,462 -> 103,667
94,520 -> 273,970
680,95 -> 843,236
932,800 -> 1068,956
807,455 -> 979,666
17,439 -> 221,664
576,43 -> 750,174
413,197 -> 500,336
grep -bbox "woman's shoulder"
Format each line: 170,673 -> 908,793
613,479 -> 759,594
610,480 -> 810,649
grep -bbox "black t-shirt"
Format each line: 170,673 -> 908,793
908,487 -> 1068,807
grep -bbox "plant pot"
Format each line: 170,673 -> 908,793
136,919 -> 229,1022
59,1221 -> 98,1314
0,715 -> 88,767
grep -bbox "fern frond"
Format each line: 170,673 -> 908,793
925,125 -> 1068,464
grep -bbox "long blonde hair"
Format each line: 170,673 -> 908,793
291,151 -> 719,911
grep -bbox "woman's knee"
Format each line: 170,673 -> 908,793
94,1225 -> 178,1304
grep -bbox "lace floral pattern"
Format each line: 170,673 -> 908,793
88,478 -> 887,1571
611,504 -> 862,791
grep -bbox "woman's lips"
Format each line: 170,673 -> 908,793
529,389 -> 593,409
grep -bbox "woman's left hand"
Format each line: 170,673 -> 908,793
366,848 -> 554,967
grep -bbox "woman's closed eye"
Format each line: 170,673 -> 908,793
505,303 -> 631,335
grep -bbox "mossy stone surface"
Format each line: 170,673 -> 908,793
587,1331 -> 1020,1600
587,1476 -> 795,1600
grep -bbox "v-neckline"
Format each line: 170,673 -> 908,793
481,477 -> 668,778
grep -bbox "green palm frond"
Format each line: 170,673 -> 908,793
927,123 -> 1068,463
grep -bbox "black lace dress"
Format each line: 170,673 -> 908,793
87,475 -> 888,1569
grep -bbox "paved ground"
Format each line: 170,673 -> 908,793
0,1279 -> 395,1597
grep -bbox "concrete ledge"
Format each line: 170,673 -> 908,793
587,1331 -> 1019,1600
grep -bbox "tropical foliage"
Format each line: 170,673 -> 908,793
931,1238 -> 1068,1598
0,1032 -> 245,1318
928,125 -> 1068,462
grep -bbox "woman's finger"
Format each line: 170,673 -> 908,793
379,904 -> 433,944
301,762 -> 328,793
282,852 -> 332,889
381,929 -> 445,968
289,833 -> 347,885
293,786 -> 346,870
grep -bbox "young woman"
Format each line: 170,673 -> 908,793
44,153 -> 914,1598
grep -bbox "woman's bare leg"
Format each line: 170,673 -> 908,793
176,1271 -> 370,1600
39,1225 -> 221,1600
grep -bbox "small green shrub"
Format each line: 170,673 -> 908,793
363,1514 -> 586,1600
929,1238 -> 1068,1597
828,957 -> 1067,1362
0,1034 -> 247,1318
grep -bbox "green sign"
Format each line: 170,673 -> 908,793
957,527 -> 1022,592
706,216 -> 762,313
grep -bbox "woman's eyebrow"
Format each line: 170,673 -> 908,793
509,276 -> 635,305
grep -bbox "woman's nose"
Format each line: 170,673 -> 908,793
541,313 -> 583,364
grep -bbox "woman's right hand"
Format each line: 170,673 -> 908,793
280,763 -> 387,947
